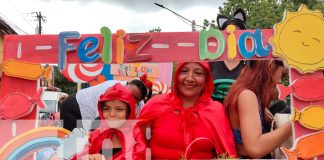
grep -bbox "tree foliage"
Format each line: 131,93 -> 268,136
149,27 -> 162,32
203,19 -> 217,29
53,66 -> 77,95
217,0 -> 324,29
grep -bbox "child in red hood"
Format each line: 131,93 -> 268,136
72,83 -> 145,160
136,62 -> 237,159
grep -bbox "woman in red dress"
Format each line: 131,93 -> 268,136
136,62 -> 237,159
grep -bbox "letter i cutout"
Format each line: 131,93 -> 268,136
226,25 -> 237,59
116,29 -> 126,64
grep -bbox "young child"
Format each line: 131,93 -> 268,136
72,83 -> 144,159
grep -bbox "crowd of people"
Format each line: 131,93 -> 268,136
46,8 -> 293,160
53,60 -> 291,159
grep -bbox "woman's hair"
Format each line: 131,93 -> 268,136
224,60 -> 284,125
129,79 -> 152,101
144,87 -> 152,103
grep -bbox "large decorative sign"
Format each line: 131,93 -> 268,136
0,4 -> 323,159
4,28 -> 274,68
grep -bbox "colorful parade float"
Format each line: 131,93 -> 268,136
0,4 -> 323,159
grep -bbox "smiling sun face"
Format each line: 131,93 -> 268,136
270,4 -> 324,73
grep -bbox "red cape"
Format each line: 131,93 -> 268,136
136,62 -> 237,158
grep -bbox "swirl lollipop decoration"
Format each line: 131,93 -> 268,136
152,81 -> 170,95
61,64 -> 104,83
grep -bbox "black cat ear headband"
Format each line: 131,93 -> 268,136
217,8 -> 247,30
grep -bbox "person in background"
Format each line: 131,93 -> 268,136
135,62 -> 237,159
60,74 -> 152,131
224,60 -> 291,158
70,83 -> 144,159
210,8 -> 247,103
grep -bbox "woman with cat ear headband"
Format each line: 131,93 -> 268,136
210,8 -> 247,103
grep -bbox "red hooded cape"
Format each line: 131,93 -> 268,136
136,62 -> 237,159
72,83 -> 145,160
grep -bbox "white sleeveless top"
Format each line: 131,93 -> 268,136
76,80 -> 126,130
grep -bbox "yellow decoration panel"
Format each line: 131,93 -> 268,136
270,4 -> 324,73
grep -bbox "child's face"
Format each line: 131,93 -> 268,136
102,100 -> 128,128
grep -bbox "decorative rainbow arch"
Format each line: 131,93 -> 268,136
0,127 -> 70,160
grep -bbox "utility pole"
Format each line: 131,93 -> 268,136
154,3 -> 203,32
33,12 -> 49,87
33,12 -> 46,34
192,20 -> 196,32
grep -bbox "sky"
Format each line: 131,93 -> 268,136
0,0 -> 226,34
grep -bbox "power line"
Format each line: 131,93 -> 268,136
7,0 -> 35,30
154,3 -> 205,31
0,13 -> 29,34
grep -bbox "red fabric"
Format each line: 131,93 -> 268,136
136,62 -> 238,159
72,83 -> 145,160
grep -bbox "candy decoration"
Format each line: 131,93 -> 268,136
152,81 -> 170,95
89,75 -> 107,87
281,130 -> 324,160
61,63 -> 104,83
0,88 -> 45,119
292,106 -> 324,130
88,64 -> 113,86
277,76 -> 324,101
0,59 -> 52,81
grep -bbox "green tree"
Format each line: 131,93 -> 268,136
149,27 -> 162,32
217,0 -> 324,29
53,66 -> 77,95
203,19 -> 217,29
